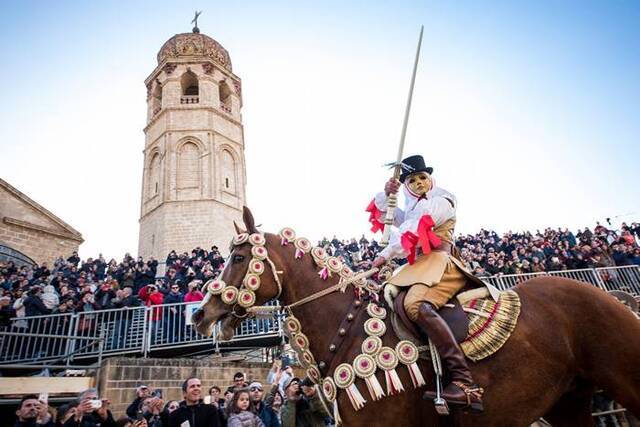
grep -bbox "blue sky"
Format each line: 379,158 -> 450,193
1,1 -> 638,258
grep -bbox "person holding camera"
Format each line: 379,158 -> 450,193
64,389 -> 117,427
280,378 -> 330,427
126,385 -> 151,419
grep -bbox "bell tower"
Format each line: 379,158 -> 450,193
138,26 -> 246,260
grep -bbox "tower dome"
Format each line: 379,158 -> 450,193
157,32 -> 232,72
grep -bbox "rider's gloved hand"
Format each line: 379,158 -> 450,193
385,178 -> 401,196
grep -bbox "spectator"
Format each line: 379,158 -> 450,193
64,388 -> 116,427
280,378 -> 330,427
138,284 -> 163,343
232,372 -> 247,390
249,382 -> 279,427
184,282 -> 204,303
24,287 -> 51,317
127,386 -> 151,419
139,397 -> 164,427
13,394 -> 54,427
207,386 -> 226,426
40,285 -> 59,310
226,388 -> 264,427
168,378 -> 219,427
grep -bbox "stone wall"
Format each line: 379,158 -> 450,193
97,357 -> 274,416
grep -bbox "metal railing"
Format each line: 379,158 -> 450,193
482,265 -> 640,296
0,301 -> 281,365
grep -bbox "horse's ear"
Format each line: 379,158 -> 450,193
233,221 -> 245,235
242,206 -> 259,234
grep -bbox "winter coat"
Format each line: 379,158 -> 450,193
227,411 -> 264,427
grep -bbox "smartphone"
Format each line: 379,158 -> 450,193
135,411 -> 144,421
151,389 -> 163,398
38,392 -> 49,404
203,395 -> 211,405
89,399 -> 102,410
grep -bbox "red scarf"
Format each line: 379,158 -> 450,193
400,215 -> 441,264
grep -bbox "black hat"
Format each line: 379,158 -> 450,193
399,155 -> 433,183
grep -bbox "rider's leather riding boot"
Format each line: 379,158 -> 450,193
415,302 -> 484,411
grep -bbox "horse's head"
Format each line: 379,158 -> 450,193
192,207 -> 284,340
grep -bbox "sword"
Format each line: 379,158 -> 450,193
381,25 -> 424,246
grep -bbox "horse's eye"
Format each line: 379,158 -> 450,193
233,255 -> 245,263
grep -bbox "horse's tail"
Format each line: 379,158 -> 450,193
547,278 -> 640,416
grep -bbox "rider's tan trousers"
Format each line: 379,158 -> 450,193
404,262 -> 467,321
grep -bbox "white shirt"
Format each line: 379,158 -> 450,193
374,186 -> 457,260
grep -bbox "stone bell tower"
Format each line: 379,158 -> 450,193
138,25 -> 247,260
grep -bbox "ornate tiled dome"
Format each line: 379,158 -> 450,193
157,32 -> 232,72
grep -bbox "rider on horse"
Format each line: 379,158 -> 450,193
368,154 -> 484,411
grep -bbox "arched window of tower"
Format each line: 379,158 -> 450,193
177,142 -> 201,190
180,70 -> 199,104
221,149 -> 236,194
152,83 -> 162,115
219,81 -> 232,113
148,152 -> 161,199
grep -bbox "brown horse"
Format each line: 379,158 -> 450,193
193,208 -> 640,426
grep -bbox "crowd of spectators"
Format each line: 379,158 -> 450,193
0,246 -> 225,327
11,362 -> 331,427
1,220 -> 638,327
317,222 -> 640,278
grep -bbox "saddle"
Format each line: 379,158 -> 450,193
393,290 -> 469,343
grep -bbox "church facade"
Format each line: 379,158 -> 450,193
138,28 -> 247,260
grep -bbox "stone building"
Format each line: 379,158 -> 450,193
0,178 -> 83,266
138,27 -> 247,260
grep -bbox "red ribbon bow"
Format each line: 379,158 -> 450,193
365,199 -> 384,233
400,215 -> 441,264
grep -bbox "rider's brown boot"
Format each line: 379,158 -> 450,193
415,302 -> 484,412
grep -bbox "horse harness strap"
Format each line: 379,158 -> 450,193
317,298 -> 365,376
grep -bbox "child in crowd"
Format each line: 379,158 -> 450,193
226,388 -> 264,427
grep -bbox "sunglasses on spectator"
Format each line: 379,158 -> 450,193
249,387 -> 263,392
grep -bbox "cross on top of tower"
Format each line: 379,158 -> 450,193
191,10 -> 202,33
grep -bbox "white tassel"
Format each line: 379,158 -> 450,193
364,375 -> 385,401
345,383 -> 366,410
333,400 -> 342,426
408,362 -> 426,388
384,369 -> 405,395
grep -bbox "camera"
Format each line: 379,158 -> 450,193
89,399 -> 102,410
151,389 -> 163,398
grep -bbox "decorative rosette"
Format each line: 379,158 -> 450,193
251,246 -> 268,260
361,336 -> 383,356
248,260 -> 265,275
294,238 -> 312,259
232,233 -> 249,246
300,350 -> 316,367
366,280 -> 382,294
376,347 -> 404,395
237,289 -> 256,308
396,340 -> 425,388
326,257 -> 343,273
322,377 -> 337,402
322,377 -> 342,426
311,247 -> 328,264
364,318 -> 386,337
207,279 -> 226,295
353,354 -> 385,401
279,227 -> 296,245
376,347 -> 399,370
291,332 -> 310,351
334,363 -> 365,411
366,303 -> 387,320
283,316 -> 301,335
354,277 -> 368,288
221,286 -> 238,305
339,266 -> 353,278
353,354 -> 376,378
243,274 -> 261,291
306,365 -> 321,384
248,233 -> 266,246
334,363 -> 355,389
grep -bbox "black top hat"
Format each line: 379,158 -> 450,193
399,155 -> 433,183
